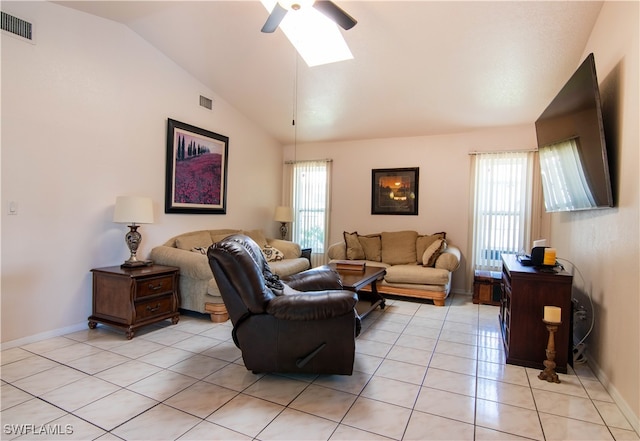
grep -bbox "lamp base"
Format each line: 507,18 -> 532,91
121,259 -> 153,269
121,224 -> 153,268
279,222 -> 288,240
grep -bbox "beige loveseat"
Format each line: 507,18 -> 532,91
327,231 -> 461,306
150,229 -> 310,319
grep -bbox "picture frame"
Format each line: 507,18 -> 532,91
165,118 -> 229,214
371,167 -> 419,215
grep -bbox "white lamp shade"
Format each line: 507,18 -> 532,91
274,206 -> 293,223
113,196 -> 154,224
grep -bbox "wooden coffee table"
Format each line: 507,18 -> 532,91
329,263 -> 386,319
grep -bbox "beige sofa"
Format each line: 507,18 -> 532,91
327,231 -> 461,306
150,229 -> 310,319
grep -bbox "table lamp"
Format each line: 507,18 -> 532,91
113,196 -> 154,268
274,206 -> 293,240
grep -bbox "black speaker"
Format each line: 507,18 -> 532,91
531,246 -> 547,266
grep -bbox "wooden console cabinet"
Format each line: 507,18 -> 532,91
89,265 -> 180,339
500,254 -> 573,373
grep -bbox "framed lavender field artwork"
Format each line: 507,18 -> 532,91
165,119 -> 229,214
371,167 -> 419,215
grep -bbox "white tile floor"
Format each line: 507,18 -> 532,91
1,294 -> 638,441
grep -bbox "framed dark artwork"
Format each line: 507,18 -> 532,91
165,119 -> 229,214
371,167 -> 419,215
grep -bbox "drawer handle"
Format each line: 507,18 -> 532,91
148,283 -> 163,291
147,303 -> 161,313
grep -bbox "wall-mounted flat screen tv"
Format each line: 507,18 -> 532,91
535,53 -> 613,213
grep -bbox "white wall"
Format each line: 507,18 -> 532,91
2,0 -> 637,430
288,124 -> 538,292
550,1 -> 639,429
1,2 -> 283,343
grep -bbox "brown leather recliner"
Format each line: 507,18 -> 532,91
207,234 -> 361,375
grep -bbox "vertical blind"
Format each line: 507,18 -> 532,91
290,160 -> 332,267
471,152 -> 534,271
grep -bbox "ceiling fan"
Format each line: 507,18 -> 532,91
261,1 -> 357,33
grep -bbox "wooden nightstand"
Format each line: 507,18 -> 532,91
473,270 -> 502,306
88,265 -> 180,339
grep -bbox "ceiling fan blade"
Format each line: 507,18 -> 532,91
313,1 -> 357,30
261,3 -> 288,33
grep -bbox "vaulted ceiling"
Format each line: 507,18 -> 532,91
57,1 -> 603,145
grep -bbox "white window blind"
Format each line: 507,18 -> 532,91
471,152 -> 534,271
291,160 -> 332,267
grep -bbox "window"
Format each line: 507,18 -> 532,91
290,160 -> 332,267
471,152 -> 534,271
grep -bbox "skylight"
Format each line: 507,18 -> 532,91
260,0 -> 354,67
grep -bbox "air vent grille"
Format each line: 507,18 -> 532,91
199,95 -> 213,110
1,11 -> 33,41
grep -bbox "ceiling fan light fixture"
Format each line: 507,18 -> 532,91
280,0 -> 315,11
260,0 -> 353,67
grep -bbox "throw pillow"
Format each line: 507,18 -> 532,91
192,246 -> 208,255
358,234 -> 382,261
381,231 -> 418,265
344,231 -> 365,260
262,245 -> 285,262
422,239 -> 447,267
415,232 -> 447,262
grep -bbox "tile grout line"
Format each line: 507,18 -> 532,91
1,295 -> 636,441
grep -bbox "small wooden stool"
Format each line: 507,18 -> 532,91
473,270 -> 502,306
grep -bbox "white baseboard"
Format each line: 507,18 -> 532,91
0,322 -> 87,350
588,357 -> 640,435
